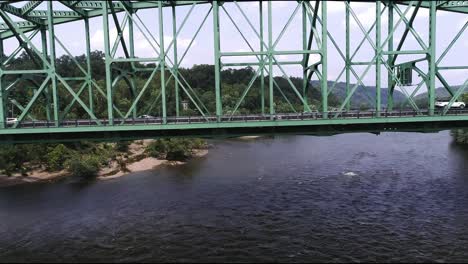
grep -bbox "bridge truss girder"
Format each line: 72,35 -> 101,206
0,0 -> 466,134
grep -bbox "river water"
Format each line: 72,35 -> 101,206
1,131 -> 468,262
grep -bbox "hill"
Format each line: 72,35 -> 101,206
310,80 -> 407,108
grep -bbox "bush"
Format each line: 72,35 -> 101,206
145,138 -> 207,161
165,140 -> 191,161
46,144 -> 71,171
65,155 -> 100,179
116,141 -> 131,152
190,138 -> 208,149
146,139 -> 169,159
0,146 -> 22,176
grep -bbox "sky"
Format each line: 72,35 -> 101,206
3,1 -> 468,95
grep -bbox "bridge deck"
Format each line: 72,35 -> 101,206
3,110 -> 468,144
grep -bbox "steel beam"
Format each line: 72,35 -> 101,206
428,1 -> 436,115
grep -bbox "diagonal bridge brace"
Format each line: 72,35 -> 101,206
0,9 -> 101,126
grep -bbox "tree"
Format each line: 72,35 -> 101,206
65,155 -> 100,179
46,144 -> 71,171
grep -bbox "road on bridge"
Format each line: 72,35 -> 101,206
5,109 -> 468,129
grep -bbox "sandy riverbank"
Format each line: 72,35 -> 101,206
237,136 -> 262,140
0,169 -> 69,187
0,141 -> 209,187
98,149 -> 208,180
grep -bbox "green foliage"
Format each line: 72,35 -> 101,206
460,93 -> 468,104
145,140 -> 168,159
46,144 -> 71,171
65,155 -> 101,179
116,141 -> 131,152
0,146 -> 23,176
146,138 -> 207,161
451,129 -> 468,145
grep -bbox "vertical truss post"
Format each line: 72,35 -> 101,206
345,0 -> 350,111
213,1 -> 222,121
0,39 -> 4,129
302,1 -> 308,112
172,5 -> 180,117
428,1 -> 436,115
84,17 -> 93,114
268,1 -> 274,119
375,0 -> 381,116
103,1 -> 114,125
260,1 -> 265,115
321,0 -> 328,117
40,28 -> 51,121
47,1 -> 59,126
128,8 -> 137,119
387,2 -> 394,111
158,1 -> 167,124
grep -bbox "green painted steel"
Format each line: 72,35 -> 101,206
387,2 -> 394,111
375,0 -> 381,116
158,1 -> 167,124
0,1 -> 466,142
172,5 -> 180,117
213,1 -> 222,121
0,38 -> 3,129
103,1 -> 114,125
47,1 -> 59,127
429,1 -> 436,115
260,1 -> 265,115
84,17 -> 93,113
321,1 -> 328,117
268,1 -> 274,119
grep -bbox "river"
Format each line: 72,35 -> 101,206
1,131 -> 468,262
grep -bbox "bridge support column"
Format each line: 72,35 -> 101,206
213,1 -> 222,122
0,40 -> 4,128
302,1 -> 308,113
387,2 -> 394,111
40,28 -> 51,122
375,0 -> 381,116
128,9 -> 137,119
428,1 -> 436,116
260,1 -> 265,115
47,1 -> 59,127
159,1 -> 167,124
268,1 -> 274,119
172,5 -> 180,117
345,0 -> 350,112
103,1 -> 114,125
321,1 -> 328,118
84,17 -> 93,114
0,38 -> 3,129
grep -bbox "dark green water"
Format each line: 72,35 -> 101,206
1,131 -> 468,262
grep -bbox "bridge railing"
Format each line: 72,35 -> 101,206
4,108 -> 468,129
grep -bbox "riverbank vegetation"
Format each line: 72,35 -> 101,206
0,139 -> 208,179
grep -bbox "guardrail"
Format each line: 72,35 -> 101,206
3,108 -> 468,129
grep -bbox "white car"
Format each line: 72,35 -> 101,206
6,118 -> 18,124
435,100 -> 465,109
137,115 -> 156,119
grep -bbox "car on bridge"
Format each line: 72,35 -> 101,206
137,115 -> 156,119
435,99 -> 466,109
6,118 -> 18,125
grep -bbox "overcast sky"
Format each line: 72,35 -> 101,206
4,1 -> 468,94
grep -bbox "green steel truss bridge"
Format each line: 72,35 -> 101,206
0,0 -> 467,143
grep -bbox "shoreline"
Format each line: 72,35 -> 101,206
98,149 -> 208,181
237,136 -> 262,140
0,147 -> 209,188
